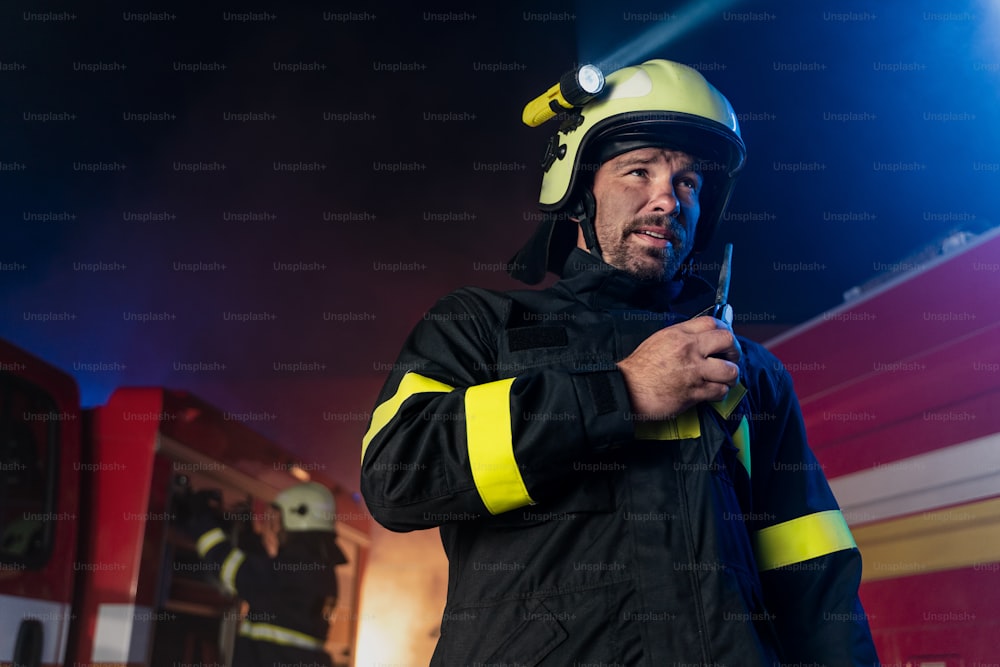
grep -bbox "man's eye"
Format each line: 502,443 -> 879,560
628,168 -> 647,177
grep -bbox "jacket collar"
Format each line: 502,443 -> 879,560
554,248 -> 713,313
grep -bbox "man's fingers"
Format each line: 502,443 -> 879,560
683,315 -> 727,332
698,328 -> 741,362
704,358 -> 740,387
618,316 -> 742,420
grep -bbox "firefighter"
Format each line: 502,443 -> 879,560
189,482 -> 347,667
361,59 -> 880,665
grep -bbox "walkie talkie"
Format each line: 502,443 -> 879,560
712,243 -> 734,327
694,243 -> 734,327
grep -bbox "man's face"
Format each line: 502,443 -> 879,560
584,147 -> 702,282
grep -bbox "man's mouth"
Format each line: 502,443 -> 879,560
631,227 -> 675,248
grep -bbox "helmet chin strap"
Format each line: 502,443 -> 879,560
573,190 -> 603,261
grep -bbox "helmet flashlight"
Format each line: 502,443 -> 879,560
522,64 -> 605,128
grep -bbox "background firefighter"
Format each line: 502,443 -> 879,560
187,481 -> 348,667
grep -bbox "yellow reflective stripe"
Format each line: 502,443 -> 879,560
710,382 -> 746,419
239,620 -> 325,650
732,415 -> 750,477
196,527 -> 226,558
220,548 -> 246,593
465,378 -> 534,514
362,372 -> 455,460
634,408 -> 701,440
633,383 -> 748,441
754,510 -> 857,571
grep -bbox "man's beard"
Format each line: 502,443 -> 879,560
603,214 -> 689,283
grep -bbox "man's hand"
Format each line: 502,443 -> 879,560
616,316 -> 742,421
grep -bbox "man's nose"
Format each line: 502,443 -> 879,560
648,179 -> 680,217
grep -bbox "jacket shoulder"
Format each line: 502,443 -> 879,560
433,284 -> 574,322
736,335 -> 794,399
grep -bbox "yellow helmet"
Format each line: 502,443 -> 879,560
273,482 -> 336,532
512,59 -> 746,283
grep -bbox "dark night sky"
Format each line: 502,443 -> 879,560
2,0 -> 999,493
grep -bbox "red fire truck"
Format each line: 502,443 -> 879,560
0,342 -> 370,667
767,225 -> 1000,665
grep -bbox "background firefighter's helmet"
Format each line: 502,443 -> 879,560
511,59 -> 747,284
273,481 -> 336,532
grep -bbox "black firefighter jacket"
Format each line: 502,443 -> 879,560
361,249 -> 880,666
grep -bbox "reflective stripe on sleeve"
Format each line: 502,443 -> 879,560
196,527 -> 226,558
754,510 -> 857,571
220,548 -> 246,593
239,620 -> 325,650
362,372 -> 456,460
465,378 -> 534,514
